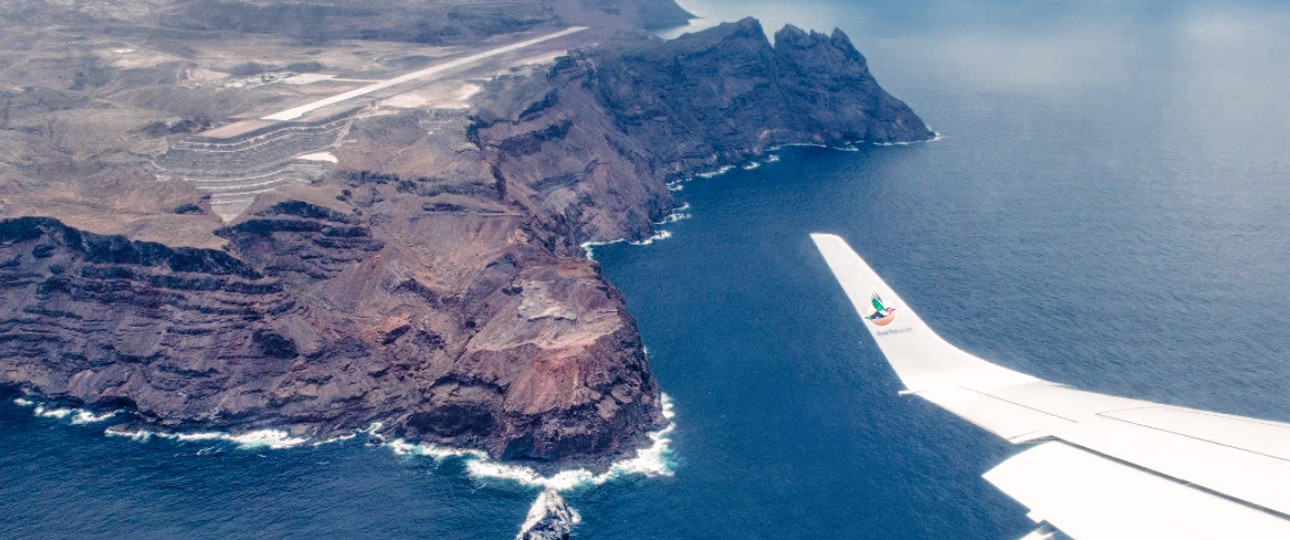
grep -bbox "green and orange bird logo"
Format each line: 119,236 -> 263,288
867,290 -> 897,326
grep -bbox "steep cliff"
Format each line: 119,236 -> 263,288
0,19 -> 930,467
475,18 -> 933,245
1,202 -> 663,465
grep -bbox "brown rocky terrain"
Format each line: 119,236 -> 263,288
475,18 -> 934,245
0,5 -> 931,468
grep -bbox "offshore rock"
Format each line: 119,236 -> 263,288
516,489 -> 580,540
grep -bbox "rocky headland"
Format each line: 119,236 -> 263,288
0,15 -> 930,468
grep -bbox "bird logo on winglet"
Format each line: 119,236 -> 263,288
866,290 -> 897,326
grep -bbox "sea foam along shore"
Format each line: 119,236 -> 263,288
659,202 -> 692,223
12,391 -> 677,491
583,155 -> 783,259
663,134 -> 943,195
101,421 -> 382,449
585,144 -> 837,260
105,427 -> 310,450
390,394 -> 677,492
874,130 -> 943,146
9,396 -> 377,450
581,208 -> 687,260
13,397 -> 120,425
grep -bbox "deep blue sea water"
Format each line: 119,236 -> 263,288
5,1 -> 1290,538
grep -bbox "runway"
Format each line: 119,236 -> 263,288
261,26 -> 588,121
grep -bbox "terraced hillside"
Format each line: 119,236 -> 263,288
154,112 -> 356,220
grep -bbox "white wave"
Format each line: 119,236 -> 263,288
71,410 -> 118,424
15,396 -> 377,449
391,394 -> 677,492
33,405 -> 73,419
390,440 -> 488,461
695,165 -> 735,178
312,432 -> 357,446
657,203 -> 692,225
771,142 -> 828,151
873,131 -> 944,146
579,237 -> 626,261
55,408 -> 379,449
311,421 -> 385,446
465,461 -> 597,492
223,430 -> 310,449
580,227 -> 675,258
676,151 -> 789,184
106,427 -> 309,450
16,398 -> 119,424
630,230 -> 672,246
580,238 -> 625,250
105,428 -> 152,442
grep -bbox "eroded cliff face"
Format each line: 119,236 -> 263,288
475,18 -> 934,245
0,19 -> 929,466
1,202 -> 662,465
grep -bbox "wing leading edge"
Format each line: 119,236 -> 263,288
810,233 -> 1290,539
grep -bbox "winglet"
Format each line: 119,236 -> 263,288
809,233 -> 1036,393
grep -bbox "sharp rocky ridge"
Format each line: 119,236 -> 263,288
516,489 -> 579,540
0,18 -> 931,468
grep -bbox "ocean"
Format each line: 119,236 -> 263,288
5,1 -> 1290,537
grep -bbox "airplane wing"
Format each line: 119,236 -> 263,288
810,233 -> 1290,540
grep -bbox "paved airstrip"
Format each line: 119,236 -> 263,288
155,27 -> 589,221
262,26 -> 586,121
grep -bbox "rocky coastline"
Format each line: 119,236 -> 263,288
0,17 -> 930,469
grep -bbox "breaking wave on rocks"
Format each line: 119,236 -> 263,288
630,230 -> 673,246
103,421 -> 384,450
12,397 -> 300,450
9,396 -> 386,451
581,229 -> 672,259
390,394 -> 677,493
105,428 -> 310,450
579,238 -> 624,261
873,131 -> 943,146
588,147 -> 820,258
695,164 -> 736,178
13,397 -> 120,425
660,202 -> 692,224
580,203 -> 690,258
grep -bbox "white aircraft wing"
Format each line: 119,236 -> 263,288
810,233 -> 1290,539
